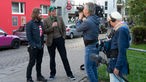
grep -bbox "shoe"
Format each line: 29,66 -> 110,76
27,78 -> 34,82
68,75 -> 76,81
48,75 -> 55,81
37,76 -> 47,82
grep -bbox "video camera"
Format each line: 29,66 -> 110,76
75,4 -> 104,17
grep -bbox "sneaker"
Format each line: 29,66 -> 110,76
27,78 -> 34,82
68,75 -> 76,81
37,76 -> 47,82
48,75 -> 55,81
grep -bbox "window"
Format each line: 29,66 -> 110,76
40,5 -> 49,15
105,1 -> 108,10
12,2 -> 25,14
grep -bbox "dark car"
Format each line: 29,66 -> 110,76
0,28 -> 20,49
66,24 -> 82,39
13,25 -> 27,42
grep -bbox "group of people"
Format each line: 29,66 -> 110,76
26,6 -> 75,82
26,2 -> 131,82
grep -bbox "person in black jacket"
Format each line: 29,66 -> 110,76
26,8 -> 46,82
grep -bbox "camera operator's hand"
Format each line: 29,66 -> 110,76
113,68 -> 119,76
78,12 -> 84,20
52,22 -> 58,27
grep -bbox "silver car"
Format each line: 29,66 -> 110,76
66,24 -> 82,39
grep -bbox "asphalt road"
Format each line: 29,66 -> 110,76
0,37 -> 84,70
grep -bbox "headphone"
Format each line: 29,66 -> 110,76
109,14 -> 116,22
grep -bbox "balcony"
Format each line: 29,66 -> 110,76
117,0 -> 124,7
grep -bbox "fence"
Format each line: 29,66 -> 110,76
98,48 -> 146,82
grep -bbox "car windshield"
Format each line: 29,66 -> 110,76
18,26 -> 25,32
0,28 -> 5,33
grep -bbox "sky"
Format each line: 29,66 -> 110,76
74,0 -> 104,5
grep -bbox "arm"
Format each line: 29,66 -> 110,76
26,22 -> 36,47
115,28 -> 129,71
76,19 -> 89,32
60,17 -> 66,39
43,18 -> 54,34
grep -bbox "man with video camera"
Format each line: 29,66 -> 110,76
107,11 -> 131,82
76,2 -> 100,82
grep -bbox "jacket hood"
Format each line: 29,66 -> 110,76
88,15 -> 99,25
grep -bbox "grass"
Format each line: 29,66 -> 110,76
98,44 -> 146,82
130,43 -> 146,50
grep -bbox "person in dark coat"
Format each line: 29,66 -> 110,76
107,11 -> 131,82
26,8 -> 46,82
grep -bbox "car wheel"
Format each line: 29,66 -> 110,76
69,33 -> 74,39
11,39 -> 20,49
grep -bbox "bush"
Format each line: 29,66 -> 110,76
131,26 -> 146,44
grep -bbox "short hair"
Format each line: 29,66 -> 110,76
85,2 -> 95,15
31,8 -> 41,20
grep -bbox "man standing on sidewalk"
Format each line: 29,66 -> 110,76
43,6 -> 75,81
26,8 -> 46,82
76,2 -> 100,82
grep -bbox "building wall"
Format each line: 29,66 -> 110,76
96,0 -> 125,18
51,0 -> 77,25
0,0 -> 50,34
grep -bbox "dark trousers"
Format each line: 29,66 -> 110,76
26,47 -> 44,79
47,37 -> 73,76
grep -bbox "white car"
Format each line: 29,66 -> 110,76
66,24 -> 82,39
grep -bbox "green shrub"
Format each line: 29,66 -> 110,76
131,26 -> 146,44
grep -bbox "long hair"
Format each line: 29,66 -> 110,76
31,8 -> 41,20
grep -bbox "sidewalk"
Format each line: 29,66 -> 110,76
0,41 -> 86,82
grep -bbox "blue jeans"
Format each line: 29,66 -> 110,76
85,43 -> 98,82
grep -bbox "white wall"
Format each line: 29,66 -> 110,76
51,0 -> 76,25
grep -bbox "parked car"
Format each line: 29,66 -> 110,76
13,25 -> 27,42
66,24 -> 82,39
0,28 -> 20,49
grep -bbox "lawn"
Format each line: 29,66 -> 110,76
98,44 -> 146,82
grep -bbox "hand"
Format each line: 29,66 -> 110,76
52,22 -> 58,27
113,68 -> 119,76
79,12 -> 84,20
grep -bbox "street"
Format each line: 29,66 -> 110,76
0,37 -> 86,82
0,37 -> 84,70
0,34 -> 106,82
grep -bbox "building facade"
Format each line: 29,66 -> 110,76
0,0 -> 50,34
50,0 -> 76,25
95,0 -> 125,19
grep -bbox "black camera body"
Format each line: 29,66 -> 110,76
76,5 -> 84,12
75,5 -> 84,16
75,4 -> 104,17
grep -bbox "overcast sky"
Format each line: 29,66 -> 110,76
74,0 -> 104,5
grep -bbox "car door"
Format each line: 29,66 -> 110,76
0,29 -> 11,47
71,25 -> 77,36
74,25 -> 82,36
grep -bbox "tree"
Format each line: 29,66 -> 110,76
128,0 -> 146,26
